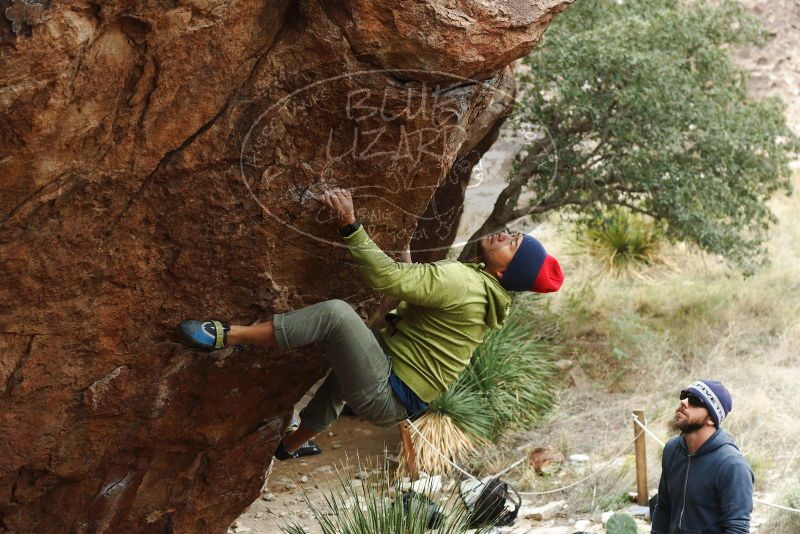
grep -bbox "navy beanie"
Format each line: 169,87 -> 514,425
500,235 -> 547,292
682,379 -> 733,427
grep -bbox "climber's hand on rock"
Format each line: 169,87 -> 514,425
320,189 -> 356,228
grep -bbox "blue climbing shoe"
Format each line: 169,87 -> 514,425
178,320 -> 230,350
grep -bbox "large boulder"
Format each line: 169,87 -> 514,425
0,0 -> 571,531
322,0 -> 569,81
411,64 -> 517,263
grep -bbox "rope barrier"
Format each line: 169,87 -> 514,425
405,416 -> 800,514
406,418 -> 643,496
630,414 -> 666,447
631,415 -> 800,514
492,456 -> 527,478
517,433 -> 641,496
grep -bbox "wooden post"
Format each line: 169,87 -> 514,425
633,410 -> 648,505
399,420 -> 419,480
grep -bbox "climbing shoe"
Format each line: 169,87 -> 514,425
274,439 -> 322,461
178,320 -> 230,350
273,418 -> 323,461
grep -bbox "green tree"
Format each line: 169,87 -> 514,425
461,0 -> 798,272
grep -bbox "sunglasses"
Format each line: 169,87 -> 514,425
680,391 -> 706,408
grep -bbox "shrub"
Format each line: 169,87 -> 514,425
606,512 -> 638,534
578,209 -> 667,276
407,312 -> 559,474
763,488 -> 800,533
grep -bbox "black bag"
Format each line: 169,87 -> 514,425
399,491 -> 444,529
460,477 -> 521,528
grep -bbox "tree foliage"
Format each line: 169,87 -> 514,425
464,0 -> 798,271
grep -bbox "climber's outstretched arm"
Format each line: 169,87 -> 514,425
320,189 -> 467,308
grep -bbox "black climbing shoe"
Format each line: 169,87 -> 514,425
274,439 -> 322,461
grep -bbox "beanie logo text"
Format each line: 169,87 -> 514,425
688,380 -> 726,425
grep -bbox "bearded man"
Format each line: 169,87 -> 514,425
651,380 -> 754,534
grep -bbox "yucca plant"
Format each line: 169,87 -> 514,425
578,209 -> 668,277
402,313 -> 559,475
399,412 -> 478,477
398,382 -> 492,476
464,316 -> 557,435
282,462 -> 496,534
428,379 -> 496,440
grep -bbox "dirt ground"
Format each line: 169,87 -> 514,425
233,415 -> 400,533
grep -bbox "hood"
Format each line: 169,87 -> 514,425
680,428 -> 740,456
465,262 -> 511,330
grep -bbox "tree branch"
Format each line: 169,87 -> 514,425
610,201 -> 660,218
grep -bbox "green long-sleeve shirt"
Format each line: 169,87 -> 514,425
343,225 -> 511,402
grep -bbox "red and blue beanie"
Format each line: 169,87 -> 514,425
500,234 -> 564,293
682,379 -> 733,428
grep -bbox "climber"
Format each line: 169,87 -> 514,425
177,189 -> 564,460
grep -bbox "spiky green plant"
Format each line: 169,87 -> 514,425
282,463 -> 496,534
400,382 -> 493,477
403,312 -> 558,475
579,209 -> 667,276
463,315 -> 558,435
427,312 -> 558,435
427,378 -> 496,440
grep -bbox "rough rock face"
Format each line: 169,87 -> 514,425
735,0 -> 800,135
0,0 -> 570,531
322,0 -> 569,81
411,65 -> 517,263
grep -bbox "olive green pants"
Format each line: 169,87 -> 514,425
273,299 -> 408,432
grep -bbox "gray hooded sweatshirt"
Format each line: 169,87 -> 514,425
652,428 -> 754,534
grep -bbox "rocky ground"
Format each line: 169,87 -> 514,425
232,415 -> 399,533
231,412 -> 655,534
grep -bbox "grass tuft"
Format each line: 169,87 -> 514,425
576,209 -> 670,279
400,411 -> 478,478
